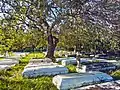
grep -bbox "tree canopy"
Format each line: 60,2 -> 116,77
0,0 -> 120,58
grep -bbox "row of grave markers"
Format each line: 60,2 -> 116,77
22,57 -> 118,90
1,52 -> 119,90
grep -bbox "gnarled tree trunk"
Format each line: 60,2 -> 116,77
46,33 -> 59,62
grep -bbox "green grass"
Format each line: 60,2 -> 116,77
66,64 -> 77,73
0,52 -> 58,90
0,57 -> 4,60
111,70 -> 120,80
19,52 -> 45,63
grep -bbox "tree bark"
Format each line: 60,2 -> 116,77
46,34 -> 59,62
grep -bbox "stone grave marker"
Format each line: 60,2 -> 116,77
22,58 -> 68,78
0,58 -> 19,70
52,71 -> 113,90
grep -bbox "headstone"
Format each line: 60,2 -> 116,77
53,72 -> 113,90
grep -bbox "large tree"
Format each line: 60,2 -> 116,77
0,0 -> 67,60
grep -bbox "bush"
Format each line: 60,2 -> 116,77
66,64 -> 76,73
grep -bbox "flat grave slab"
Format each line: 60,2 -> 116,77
62,59 -> 76,66
61,58 -> 118,66
22,59 -> 68,77
0,58 -> 19,70
22,64 -> 68,78
52,72 -> 113,90
13,52 -> 29,57
25,62 -> 58,68
86,62 -> 116,72
56,57 -> 75,62
61,58 -> 92,66
0,59 -> 19,65
0,64 -> 15,70
29,58 -> 52,63
73,80 -> 120,90
6,56 -> 21,61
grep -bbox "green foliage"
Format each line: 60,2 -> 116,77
0,26 -> 47,54
66,64 -> 76,73
0,0 -> 119,57
111,70 -> 120,80
0,0 -> 120,59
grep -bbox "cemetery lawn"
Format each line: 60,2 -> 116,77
0,52 -> 58,90
66,64 -> 76,73
1,52 -> 119,90
0,57 -> 4,60
111,70 -> 120,80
